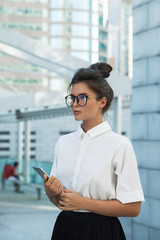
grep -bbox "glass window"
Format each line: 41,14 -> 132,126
91,26 -> 99,38
99,42 -> 107,52
0,7 -> 47,17
4,0 -> 48,3
51,0 -> 63,8
72,11 -> 89,24
91,53 -> 99,63
92,13 -> 99,25
92,40 -> 99,51
99,30 -> 107,40
72,51 -> 89,62
73,0 -> 89,10
0,21 -> 48,31
72,25 -> 89,37
51,25 -> 63,35
51,39 -> 63,49
99,56 -> 107,62
51,11 -> 64,22
71,38 -> 89,51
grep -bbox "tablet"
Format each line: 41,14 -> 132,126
33,167 -> 49,180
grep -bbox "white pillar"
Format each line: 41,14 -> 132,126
17,121 -> 23,173
24,120 -> 30,183
113,96 -> 122,134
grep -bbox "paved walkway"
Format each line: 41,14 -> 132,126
0,183 -> 60,240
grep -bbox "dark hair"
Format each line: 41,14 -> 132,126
68,62 -> 114,113
13,162 -> 18,167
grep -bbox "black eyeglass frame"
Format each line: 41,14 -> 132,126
65,93 -> 102,107
65,94 -> 89,107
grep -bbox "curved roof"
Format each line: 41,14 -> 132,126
0,27 -> 89,79
0,27 -> 131,114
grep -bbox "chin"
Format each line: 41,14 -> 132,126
74,116 -> 82,121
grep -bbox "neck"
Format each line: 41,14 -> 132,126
82,118 -> 103,132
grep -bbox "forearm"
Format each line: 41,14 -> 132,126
80,198 -> 141,217
58,189 -> 141,217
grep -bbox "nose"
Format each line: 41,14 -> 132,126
72,97 -> 79,107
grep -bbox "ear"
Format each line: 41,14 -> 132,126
99,97 -> 107,109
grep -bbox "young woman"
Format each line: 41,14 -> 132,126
44,62 -> 144,240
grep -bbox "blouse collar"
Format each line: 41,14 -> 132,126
77,121 -> 111,139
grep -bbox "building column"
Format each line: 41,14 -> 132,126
113,96 -> 122,134
132,1 -> 160,239
24,120 -> 30,183
17,121 -> 23,173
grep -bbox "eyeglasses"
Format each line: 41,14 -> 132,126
65,94 -> 90,107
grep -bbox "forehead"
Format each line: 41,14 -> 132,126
71,82 -> 96,95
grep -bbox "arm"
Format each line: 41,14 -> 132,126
58,189 -> 141,217
13,172 -> 22,178
43,175 -> 63,207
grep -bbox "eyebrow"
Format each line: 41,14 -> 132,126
71,92 -> 88,96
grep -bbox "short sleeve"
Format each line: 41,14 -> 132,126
113,138 -> 145,204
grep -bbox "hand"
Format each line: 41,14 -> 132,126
44,175 -> 63,198
58,189 -> 83,211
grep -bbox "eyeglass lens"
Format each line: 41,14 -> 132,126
66,94 -> 87,107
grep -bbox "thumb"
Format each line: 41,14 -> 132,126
43,174 -> 49,183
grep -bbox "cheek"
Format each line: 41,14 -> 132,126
85,104 -> 99,114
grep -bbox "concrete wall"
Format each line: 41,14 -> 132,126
0,103 -> 131,163
132,0 -> 160,239
0,115 -> 80,162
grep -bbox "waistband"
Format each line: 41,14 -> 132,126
59,211 -> 118,222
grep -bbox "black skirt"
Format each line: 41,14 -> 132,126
51,211 -> 126,240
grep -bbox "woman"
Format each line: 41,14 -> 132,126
44,62 -> 144,240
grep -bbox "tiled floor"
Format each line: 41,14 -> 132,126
0,185 -> 60,240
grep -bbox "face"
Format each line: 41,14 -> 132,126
70,82 -> 107,123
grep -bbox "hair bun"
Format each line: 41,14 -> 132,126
89,62 -> 112,78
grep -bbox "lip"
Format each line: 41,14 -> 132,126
73,110 -> 81,115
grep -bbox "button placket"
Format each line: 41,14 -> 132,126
72,134 -> 90,189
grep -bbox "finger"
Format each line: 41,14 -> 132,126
59,195 -> 66,201
48,176 -> 55,183
57,181 -> 63,188
56,185 -> 62,193
49,177 -> 59,186
59,199 -> 65,205
54,178 -> 60,185
44,174 -> 49,182
57,188 -> 63,195
58,204 -> 72,211
63,189 -> 74,193
59,191 -> 66,198
58,184 -> 63,190
58,204 -> 65,210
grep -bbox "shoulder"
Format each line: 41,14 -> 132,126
9,166 -> 15,172
56,131 -> 78,146
109,130 -> 131,147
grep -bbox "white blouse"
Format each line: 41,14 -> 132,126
50,121 -> 144,204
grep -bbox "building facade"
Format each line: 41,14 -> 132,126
49,0 -> 108,89
131,0 -> 160,239
0,0 -> 50,92
0,0 -> 109,92
118,0 -> 133,78
50,0 -> 108,63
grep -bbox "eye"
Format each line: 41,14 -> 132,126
78,94 -> 86,101
70,95 -> 75,101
